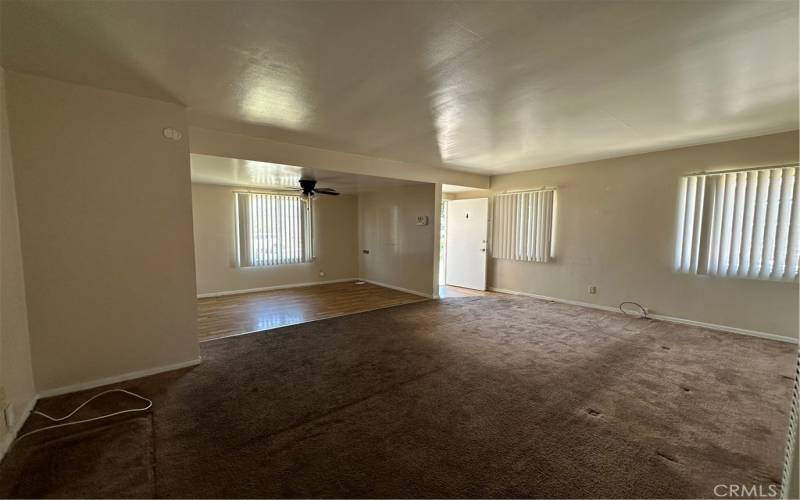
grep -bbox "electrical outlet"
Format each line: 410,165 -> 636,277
588,286 -> 597,294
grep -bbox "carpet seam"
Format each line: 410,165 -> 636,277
241,367 -> 446,450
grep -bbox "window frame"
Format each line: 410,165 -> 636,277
491,188 -> 556,263
673,165 -> 800,282
234,191 -> 314,268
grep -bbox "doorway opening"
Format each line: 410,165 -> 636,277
440,186 -> 493,297
439,199 -> 448,286
191,154 -> 432,341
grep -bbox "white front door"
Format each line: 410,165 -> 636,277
445,198 -> 488,291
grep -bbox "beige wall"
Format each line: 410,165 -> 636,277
192,183 -> 359,294
489,131 -> 800,339
358,184 -> 437,297
6,72 -> 200,391
0,68 -> 35,441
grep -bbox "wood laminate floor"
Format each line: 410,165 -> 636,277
197,281 -> 428,341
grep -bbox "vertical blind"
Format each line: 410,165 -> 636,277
674,166 -> 800,281
235,192 -> 312,267
493,190 -> 555,262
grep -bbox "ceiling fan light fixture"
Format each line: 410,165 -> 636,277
298,179 -> 339,197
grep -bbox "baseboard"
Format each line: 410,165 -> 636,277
646,313 -> 797,344
0,395 -> 38,462
197,278 -> 358,298
358,279 -> 435,299
1,358 -> 201,462
489,287 -> 797,344
37,357 -> 202,399
490,287 -> 621,313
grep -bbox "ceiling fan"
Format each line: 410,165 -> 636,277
271,179 -> 340,197
297,179 -> 339,197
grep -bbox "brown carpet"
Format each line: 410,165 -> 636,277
0,295 -> 796,498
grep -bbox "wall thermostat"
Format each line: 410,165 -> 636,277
416,215 -> 429,226
162,127 -> 183,141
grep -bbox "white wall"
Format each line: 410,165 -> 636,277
0,68 -> 35,445
6,72 -> 200,392
358,184 -> 437,297
489,131 -> 799,340
192,183 -> 359,295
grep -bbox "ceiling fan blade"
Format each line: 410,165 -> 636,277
313,187 -> 340,195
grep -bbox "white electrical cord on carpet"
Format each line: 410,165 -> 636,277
15,389 -> 152,442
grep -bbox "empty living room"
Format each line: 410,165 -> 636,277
0,1 -> 798,498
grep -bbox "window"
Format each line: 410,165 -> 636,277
492,190 -> 555,263
235,192 -> 313,267
674,166 -> 800,281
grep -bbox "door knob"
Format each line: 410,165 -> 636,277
480,249 -> 486,252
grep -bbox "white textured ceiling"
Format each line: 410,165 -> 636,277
190,154 -> 419,194
2,1 -> 797,174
